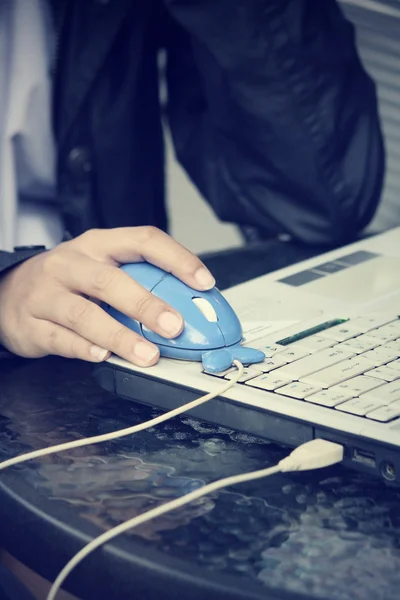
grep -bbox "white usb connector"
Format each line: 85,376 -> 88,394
46,437 -> 344,600
0,357 -> 345,600
278,438 -> 344,472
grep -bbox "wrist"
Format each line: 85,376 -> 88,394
0,247 -> 47,280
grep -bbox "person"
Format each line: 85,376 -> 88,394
0,5 -> 384,599
0,227 -> 216,367
0,225 -> 216,600
50,0 -> 385,245
0,6 -> 388,595
0,0 -> 385,365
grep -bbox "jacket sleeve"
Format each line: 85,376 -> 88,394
163,0 -> 385,246
0,249 -> 45,273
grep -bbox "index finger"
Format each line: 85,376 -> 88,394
57,253 -> 185,339
76,227 -> 216,291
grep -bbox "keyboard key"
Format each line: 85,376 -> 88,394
335,334 -> 380,354
366,367 -> 400,382
256,347 -> 309,372
361,347 -> 399,367
366,322 -> 400,343
273,347 -> 310,363
204,368 -> 233,378
349,315 -> 397,333
258,355 -> 288,372
387,359 -> 400,372
245,371 -> 293,391
331,375 -> 384,396
277,382 -> 321,400
367,404 -> 400,422
292,336 -> 335,352
282,348 -> 354,379
316,324 -> 363,342
361,380 -> 400,404
241,325 -> 279,345
305,389 -> 353,407
301,356 -> 375,388
337,397 -> 387,416
379,321 -> 400,337
225,368 -> 263,383
249,341 -> 283,357
384,339 -> 400,353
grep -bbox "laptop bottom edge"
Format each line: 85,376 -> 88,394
94,363 -> 400,486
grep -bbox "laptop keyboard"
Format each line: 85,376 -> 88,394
203,315 -> 400,424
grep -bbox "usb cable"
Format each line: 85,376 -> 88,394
0,359 -> 344,600
47,437 -> 343,600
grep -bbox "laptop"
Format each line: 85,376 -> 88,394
95,227 -> 400,483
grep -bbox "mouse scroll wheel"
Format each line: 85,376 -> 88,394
192,297 -> 218,322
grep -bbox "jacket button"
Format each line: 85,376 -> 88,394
67,147 -> 92,178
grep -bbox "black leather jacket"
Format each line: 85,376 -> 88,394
49,0 -> 385,247
0,0 -> 387,288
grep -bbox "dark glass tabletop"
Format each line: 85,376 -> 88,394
0,239 -> 399,600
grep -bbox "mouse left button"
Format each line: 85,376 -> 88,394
121,263 -> 166,291
103,304 -> 142,335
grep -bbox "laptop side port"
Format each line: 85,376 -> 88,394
352,448 -> 376,469
381,461 -> 396,482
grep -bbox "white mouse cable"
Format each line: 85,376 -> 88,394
0,359 -> 344,600
46,437 -> 344,600
0,361 -> 245,471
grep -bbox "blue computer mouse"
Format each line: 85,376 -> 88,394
105,263 -> 265,373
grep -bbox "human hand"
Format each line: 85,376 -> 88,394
0,227 -> 215,366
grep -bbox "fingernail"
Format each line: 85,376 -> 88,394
195,268 -> 216,290
134,341 -> 159,364
90,345 -> 109,362
157,311 -> 183,337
